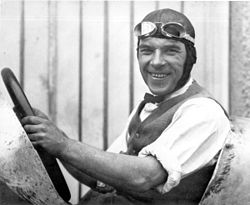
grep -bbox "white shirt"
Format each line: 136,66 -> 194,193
108,78 -> 231,194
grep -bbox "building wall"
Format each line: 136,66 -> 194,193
230,2 -> 250,117
0,0 -> 242,204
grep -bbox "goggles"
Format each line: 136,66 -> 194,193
134,21 -> 195,44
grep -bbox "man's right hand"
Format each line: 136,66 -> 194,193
21,108 -> 69,157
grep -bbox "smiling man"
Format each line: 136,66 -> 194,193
21,8 -> 231,205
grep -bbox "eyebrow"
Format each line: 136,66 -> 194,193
138,44 -> 151,49
138,44 -> 182,50
163,44 -> 182,50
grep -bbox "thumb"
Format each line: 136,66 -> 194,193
32,108 -> 49,119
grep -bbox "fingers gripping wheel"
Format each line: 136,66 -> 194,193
1,68 -> 71,202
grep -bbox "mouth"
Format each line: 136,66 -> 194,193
149,72 -> 169,79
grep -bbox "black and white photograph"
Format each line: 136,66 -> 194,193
0,1 -> 250,205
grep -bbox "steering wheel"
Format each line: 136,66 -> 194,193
1,68 -> 71,202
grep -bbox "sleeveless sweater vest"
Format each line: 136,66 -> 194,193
122,81 -> 219,204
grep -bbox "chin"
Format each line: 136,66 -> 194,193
148,84 -> 174,96
147,81 -> 174,96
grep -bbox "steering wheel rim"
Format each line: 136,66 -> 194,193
1,67 -> 71,202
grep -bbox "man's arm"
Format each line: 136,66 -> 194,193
60,160 -> 97,189
57,138 -> 167,193
21,113 -> 167,193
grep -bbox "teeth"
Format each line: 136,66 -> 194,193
151,73 -> 168,78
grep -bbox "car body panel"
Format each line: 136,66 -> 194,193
200,116 -> 250,205
0,93 -> 67,205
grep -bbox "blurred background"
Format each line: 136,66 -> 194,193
0,0 -> 250,204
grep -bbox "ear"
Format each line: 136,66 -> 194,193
136,39 -> 140,59
187,44 -> 197,65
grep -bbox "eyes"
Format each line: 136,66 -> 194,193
139,47 -> 154,55
138,46 -> 181,56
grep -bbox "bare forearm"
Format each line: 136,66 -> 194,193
21,111 -> 167,192
56,138 -> 167,192
61,160 -> 97,189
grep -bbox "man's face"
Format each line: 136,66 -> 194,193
138,37 -> 187,96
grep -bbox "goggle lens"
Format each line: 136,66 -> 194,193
161,23 -> 185,38
134,22 -> 156,37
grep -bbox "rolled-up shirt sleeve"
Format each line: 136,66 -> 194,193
138,97 -> 231,193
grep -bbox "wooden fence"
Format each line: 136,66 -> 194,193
0,1 -> 229,203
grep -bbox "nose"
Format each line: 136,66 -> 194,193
150,50 -> 166,69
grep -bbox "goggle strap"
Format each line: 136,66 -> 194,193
182,34 -> 195,44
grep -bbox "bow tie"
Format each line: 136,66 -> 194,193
143,93 -> 166,104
